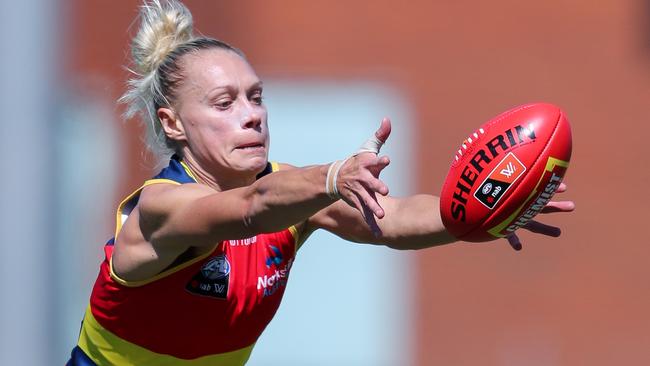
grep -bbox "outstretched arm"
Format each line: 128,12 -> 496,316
133,121 -> 393,251
305,184 -> 575,250
305,194 -> 456,250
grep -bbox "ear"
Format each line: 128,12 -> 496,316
157,107 -> 187,142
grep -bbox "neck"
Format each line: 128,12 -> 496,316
180,153 -> 256,191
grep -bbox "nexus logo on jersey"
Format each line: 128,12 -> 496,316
474,152 -> 526,209
186,254 -> 230,299
265,245 -> 283,268
258,245 -> 293,297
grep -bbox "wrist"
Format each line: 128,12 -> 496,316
325,158 -> 349,199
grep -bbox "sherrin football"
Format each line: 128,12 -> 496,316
440,103 -> 572,242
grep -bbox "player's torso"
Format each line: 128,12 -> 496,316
74,157 -> 300,365
87,228 -> 297,360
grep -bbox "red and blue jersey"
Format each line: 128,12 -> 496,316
68,157 -> 299,365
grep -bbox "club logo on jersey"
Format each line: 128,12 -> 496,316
474,152 -> 526,209
186,254 -> 230,299
265,245 -> 283,268
257,245 -> 293,297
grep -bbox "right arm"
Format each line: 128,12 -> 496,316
113,122 -> 391,280
137,155 -> 389,250
140,164 -> 328,248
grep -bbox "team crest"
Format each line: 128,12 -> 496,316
186,254 -> 230,299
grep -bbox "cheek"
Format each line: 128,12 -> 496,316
186,118 -> 231,151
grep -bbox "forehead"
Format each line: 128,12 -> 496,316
180,48 -> 260,94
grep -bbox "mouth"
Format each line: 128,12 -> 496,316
235,142 -> 265,151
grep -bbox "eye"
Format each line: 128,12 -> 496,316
213,99 -> 233,110
249,90 -> 264,106
251,95 -> 264,106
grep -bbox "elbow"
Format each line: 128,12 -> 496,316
241,199 -> 264,234
240,186 -> 274,235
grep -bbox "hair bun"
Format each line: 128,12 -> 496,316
131,0 -> 194,75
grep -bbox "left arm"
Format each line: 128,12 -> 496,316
304,193 -> 456,250
304,183 -> 575,251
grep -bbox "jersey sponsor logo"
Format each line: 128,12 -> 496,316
474,152 -> 526,209
186,254 -> 230,299
257,245 -> 293,297
229,236 -> 257,247
265,245 -> 283,268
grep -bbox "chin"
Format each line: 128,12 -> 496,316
240,156 -> 269,175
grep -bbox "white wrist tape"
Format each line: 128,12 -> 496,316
326,132 -> 384,199
325,161 -> 338,199
325,157 -> 350,199
355,135 -> 385,156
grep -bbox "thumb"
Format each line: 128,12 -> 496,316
356,117 -> 392,156
375,117 -> 392,143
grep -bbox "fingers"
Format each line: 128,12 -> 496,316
340,183 -> 385,234
375,117 -> 392,143
355,187 -> 385,219
506,234 -> 522,251
523,220 -> 561,237
359,198 -> 383,237
506,220 -> 560,251
503,182 -> 570,247
336,155 -> 391,229
366,175 -> 389,196
541,200 -> 575,213
336,119 -> 393,232
537,181 -> 573,213
368,155 -> 391,179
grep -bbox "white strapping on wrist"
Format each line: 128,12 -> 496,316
325,158 -> 349,199
325,161 -> 338,198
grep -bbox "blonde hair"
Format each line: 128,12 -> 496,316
120,0 -> 243,157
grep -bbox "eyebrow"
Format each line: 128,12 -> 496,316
248,80 -> 264,91
201,86 -> 231,102
202,80 -> 264,100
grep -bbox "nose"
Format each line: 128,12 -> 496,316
241,102 -> 262,130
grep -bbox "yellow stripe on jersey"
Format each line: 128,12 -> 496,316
179,160 -> 199,182
269,162 -> 303,252
114,178 -> 181,239
109,161 -> 301,285
110,178 -> 219,287
78,306 -> 254,366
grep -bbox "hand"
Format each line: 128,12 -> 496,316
506,182 -> 575,250
336,118 -> 392,235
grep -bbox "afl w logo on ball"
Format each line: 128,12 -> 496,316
186,254 -> 230,299
474,152 -> 526,209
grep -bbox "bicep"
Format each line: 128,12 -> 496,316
138,183 -> 255,248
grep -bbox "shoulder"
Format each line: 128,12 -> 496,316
138,182 -> 215,222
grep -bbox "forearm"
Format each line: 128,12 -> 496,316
378,195 -> 456,249
242,164 -> 334,234
310,194 -> 457,250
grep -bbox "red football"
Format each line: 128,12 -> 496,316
439,103 -> 572,242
